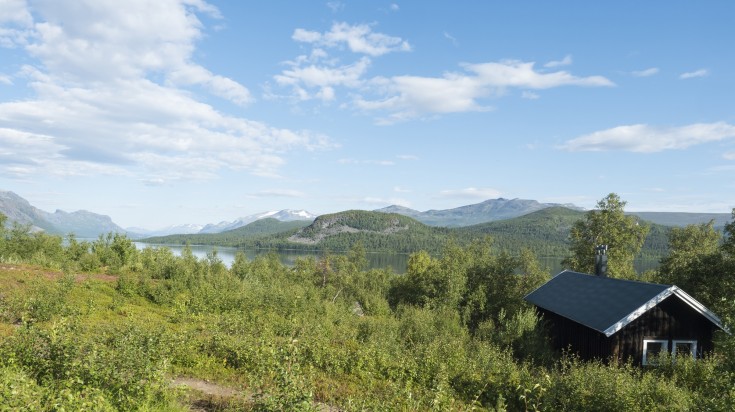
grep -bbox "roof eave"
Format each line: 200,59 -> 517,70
602,288 -> 674,337
602,286 -> 730,337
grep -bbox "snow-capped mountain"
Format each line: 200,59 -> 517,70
198,210 -> 316,234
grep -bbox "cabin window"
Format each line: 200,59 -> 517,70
642,339 -> 668,366
672,340 -> 697,360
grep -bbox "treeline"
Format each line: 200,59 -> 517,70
0,198 -> 734,410
142,218 -> 311,247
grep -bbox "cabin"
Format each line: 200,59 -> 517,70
524,270 -> 728,365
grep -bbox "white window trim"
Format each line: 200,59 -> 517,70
642,339 -> 668,366
672,340 -> 698,359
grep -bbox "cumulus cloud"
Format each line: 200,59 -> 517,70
293,22 -> 410,56
277,26 -> 610,123
559,122 -> 735,152
357,60 -> 613,123
274,56 -> 371,102
0,1 -> 330,182
272,22 -> 411,102
438,187 -> 502,199
0,0 -> 33,47
544,54 -> 572,68
680,69 -> 709,79
632,67 -> 659,77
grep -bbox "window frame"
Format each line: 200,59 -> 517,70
672,339 -> 698,360
642,339 -> 669,366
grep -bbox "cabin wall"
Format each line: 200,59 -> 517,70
538,296 -> 717,364
538,308 -> 612,360
613,296 -> 716,364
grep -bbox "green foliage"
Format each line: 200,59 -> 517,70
91,232 -> 139,273
564,193 -> 650,278
0,210 -> 733,410
547,356 -> 694,411
0,318 -> 171,410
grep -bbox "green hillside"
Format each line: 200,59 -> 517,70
457,206 -> 584,257
237,210 -> 452,253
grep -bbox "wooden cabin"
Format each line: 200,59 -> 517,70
524,270 -> 728,365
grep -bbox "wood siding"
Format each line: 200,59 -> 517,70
538,295 -> 717,364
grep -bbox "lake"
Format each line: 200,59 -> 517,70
134,243 -> 661,276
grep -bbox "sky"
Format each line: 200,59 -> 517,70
1,0 -> 734,230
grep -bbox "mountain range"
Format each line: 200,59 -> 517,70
375,198 -> 584,227
0,191 -> 125,238
0,190 -> 731,239
196,210 -> 317,234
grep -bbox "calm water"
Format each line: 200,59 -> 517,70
134,243 -> 661,276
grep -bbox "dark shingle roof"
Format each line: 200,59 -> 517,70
524,270 -> 726,336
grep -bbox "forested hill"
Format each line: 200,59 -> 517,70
244,210 -> 451,253
455,206 -> 584,257
140,207 -> 674,260
141,218 -> 311,246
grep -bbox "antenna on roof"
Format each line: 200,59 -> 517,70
595,245 -> 608,277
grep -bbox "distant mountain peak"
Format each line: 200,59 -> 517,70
197,209 -> 317,234
376,198 -> 582,227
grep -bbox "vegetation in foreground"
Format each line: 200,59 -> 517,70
0,193 -> 733,411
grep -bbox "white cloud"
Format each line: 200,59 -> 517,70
723,152 -> 735,161
544,54 -> 572,68
274,56 -> 371,101
559,122 -> 735,152
0,1 -> 331,182
357,60 -> 613,123
0,0 -> 33,47
292,22 -> 410,57
680,69 -> 709,79
438,187 -> 502,199
326,1 -> 344,13
0,74 -> 12,85
466,60 -> 614,88
443,31 -> 458,47
393,186 -> 410,193
169,65 -> 252,105
390,4 -> 400,11
632,67 -> 659,77
280,27 -> 610,123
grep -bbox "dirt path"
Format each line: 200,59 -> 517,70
171,377 -> 249,411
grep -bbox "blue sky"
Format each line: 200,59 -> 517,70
1,0 -> 734,229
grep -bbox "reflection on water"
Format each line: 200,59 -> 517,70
133,243 -> 660,276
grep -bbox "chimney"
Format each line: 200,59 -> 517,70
595,245 -> 608,277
